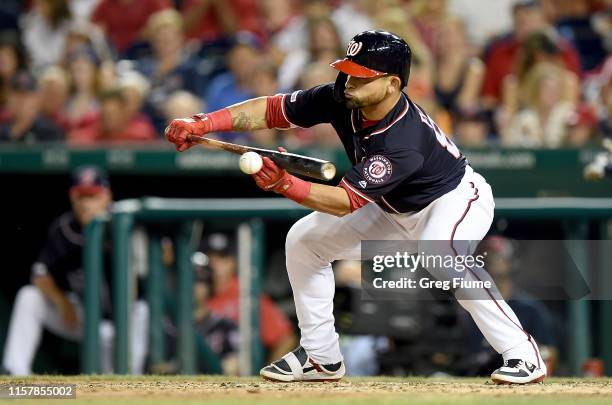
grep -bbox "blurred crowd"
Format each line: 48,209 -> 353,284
0,0 -> 610,148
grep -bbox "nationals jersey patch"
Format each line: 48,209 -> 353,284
363,155 -> 392,184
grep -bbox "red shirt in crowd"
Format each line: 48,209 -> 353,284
207,276 -> 293,349
181,0 -> 262,41
92,0 -> 171,53
482,36 -> 582,102
68,113 -> 158,144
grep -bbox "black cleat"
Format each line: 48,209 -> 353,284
491,359 -> 546,384
260,346 -> 345,382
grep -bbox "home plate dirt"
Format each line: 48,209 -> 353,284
2,376 -> 611,405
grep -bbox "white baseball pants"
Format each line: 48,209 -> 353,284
285,166 -> 545,372
2,285 -> 149,375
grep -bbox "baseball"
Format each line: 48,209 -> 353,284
239,151 -> 263,174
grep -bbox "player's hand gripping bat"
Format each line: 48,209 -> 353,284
186,134 -> 336,181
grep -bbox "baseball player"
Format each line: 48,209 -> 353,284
165,30 -> 546,384
2,166 -> 148,375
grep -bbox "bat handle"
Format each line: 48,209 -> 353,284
187,134 -> 205,143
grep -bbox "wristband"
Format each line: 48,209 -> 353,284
274,174 -> 311,204
195,108 -> 233,132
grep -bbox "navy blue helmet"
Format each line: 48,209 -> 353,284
331,30 -> 412,99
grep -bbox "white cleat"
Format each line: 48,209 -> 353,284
491,359 -> 546,385
260,346 -> 345,382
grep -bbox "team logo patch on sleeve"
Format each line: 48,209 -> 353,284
363,155 -> 392,184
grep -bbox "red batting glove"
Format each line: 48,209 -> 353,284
164,109 -> 233,152
164,114 -> 212,152
252,157 -> 311,203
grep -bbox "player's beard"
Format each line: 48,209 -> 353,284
344,98 -> 363,109
344,92 -> 387,110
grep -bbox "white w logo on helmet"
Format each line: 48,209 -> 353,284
346,40 -> 363,57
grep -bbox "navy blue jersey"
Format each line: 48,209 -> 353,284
32,212 -> 113,317
282,84 -> 467,213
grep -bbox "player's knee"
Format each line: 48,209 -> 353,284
285,219 -> 317,253
14,285 -> 46,312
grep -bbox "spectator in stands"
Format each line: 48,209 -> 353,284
0,71 -> 64,143
277,17 -> 344,91
65,45 -> 101,131
501,62 -> 578,147
495,31 -> 581,139
434,17 -> 484,119
192,264 -> 240,375
454,110 -> 491,148
410,0 -> 450,55
447,0 -> 514,47
20,0 -> 73,70
1,166 -> 149,375
331,0 -> 375,45
137,9 -> 206,134
38,66 -> 70,132
181,0 -> 262,42
564,104 -> 600,147
163,90 -> 203,122
204,233 -> 297,362
260,0 -> 307,61
91,0 -> 171,57
481,0 -> 581,108
68,88 -> 157,144
550,0 -> 607,72
151,252 -> 240,376
515,31 -> 577,83
69,0 -> 99,21
204,34 -> 261,141
0,31 -> 28,114
117,70 -> 151,122
62,20 -> 114,66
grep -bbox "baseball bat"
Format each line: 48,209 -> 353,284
187,135 -> 337,181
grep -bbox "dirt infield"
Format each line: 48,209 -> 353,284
1,376 -> 612,404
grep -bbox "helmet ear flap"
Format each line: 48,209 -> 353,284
333,72 -> 348,103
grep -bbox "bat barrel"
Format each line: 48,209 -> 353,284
254,150 -> 336,181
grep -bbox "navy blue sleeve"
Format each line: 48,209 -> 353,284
282,84 -> 336,128
342,149 -> 424,201
33,220 -> 68,274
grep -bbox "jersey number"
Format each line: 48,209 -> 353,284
417,109 -> 461,159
